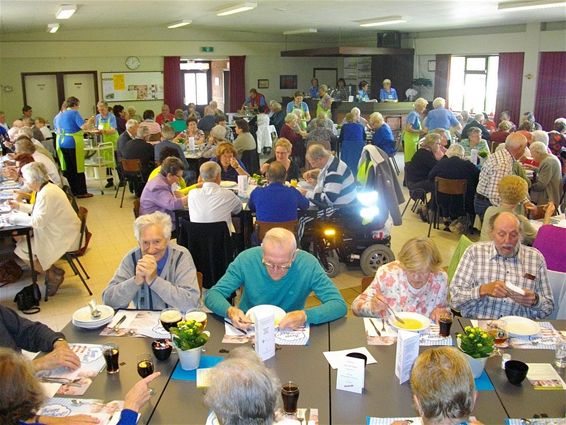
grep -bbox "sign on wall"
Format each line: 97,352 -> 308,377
101,71 -> 164,102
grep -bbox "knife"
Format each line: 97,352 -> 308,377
369,318 -> 381,337
112,315 -> 126,332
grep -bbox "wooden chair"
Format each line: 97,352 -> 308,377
361,276 -> 373,292
428,177 -> 467,237
133,199 -> 140,218
197,271 -> 203,294
401,187 -> 427,217
60,206 -> 93,300
115,159 -> 145,208
255,220 -> 298,243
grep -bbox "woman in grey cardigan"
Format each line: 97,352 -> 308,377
528,141 -> 562,207
102,211 -> 200,311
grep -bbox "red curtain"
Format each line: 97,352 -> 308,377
535,52 -> 566,131
495,52 -> 524,125
163,56 -> 183,110
229,56 -> 246,113
434,54 -> 451,106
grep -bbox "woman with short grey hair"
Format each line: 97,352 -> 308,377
204,347 -> 282,425
528,141 -> 562,207
103,211 -> 200,311
8,162 -> 81,296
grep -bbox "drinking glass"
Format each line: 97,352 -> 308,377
137,353 -> 155,395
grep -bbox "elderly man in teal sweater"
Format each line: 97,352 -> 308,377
205,228 -> 347,330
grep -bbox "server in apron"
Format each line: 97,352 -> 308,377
55,96 -> 94,198
95,101 -> 119,188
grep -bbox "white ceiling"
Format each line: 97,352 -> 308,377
0,0 -> 565,36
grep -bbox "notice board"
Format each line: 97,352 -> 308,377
101,71 -> 164,102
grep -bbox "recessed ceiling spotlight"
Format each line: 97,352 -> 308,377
167,20 -> 192,29
357,16 -> 406,27
47,23 -> 60,33
216,2 -> 257,16
55,4 -> 76,19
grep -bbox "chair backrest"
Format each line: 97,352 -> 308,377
361,276 -> 373,292
62,185 -> 80,214
241,149 -> 260,175
121,158 -> 142,173
196,271 -> 203,294
435,177 -> 467,196
77,206 -> 88,251
447,234 -> 473,283
255,220 -> 298,243
133,199 -> 140,218
177,218 -> 234,289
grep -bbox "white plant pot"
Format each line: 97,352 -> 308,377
177,346 -> 203,371
462,352 -> 488,378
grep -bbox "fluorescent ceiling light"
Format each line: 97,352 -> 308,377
498,0 -> 566,11
55,4 -> 76,19
358,16 -> 406,27
216,2 -> 257,16
167,20 -> 192,29
283,28 -> 318,35
47,23 -> 60,33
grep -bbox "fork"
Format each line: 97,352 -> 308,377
381,318 -> 386,332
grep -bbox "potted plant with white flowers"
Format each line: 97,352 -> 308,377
457,326 -> 495,378
170,320 -> 209,370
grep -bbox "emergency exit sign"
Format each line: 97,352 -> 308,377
200,46 -> 214,53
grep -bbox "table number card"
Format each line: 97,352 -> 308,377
336,356 -> 365,394
254,310 -> 275,361
395,330 -> 420,384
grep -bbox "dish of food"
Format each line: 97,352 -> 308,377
245,305 -> 286,326
220,181 -> 238,188
388,312 -> 430,332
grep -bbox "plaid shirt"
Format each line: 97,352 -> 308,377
450,242 -> 554,319
476,147 -> 514,206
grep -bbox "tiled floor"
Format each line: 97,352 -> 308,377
0,154 -> 472,331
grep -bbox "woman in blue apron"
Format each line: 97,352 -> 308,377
55,96 -> 94,198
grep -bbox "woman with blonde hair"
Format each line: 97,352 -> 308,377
403,97 -> 428,163
480,175 -> 554,244
259,138 -> 300,181
352,237 -> 448,322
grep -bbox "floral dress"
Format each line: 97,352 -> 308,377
351,261 -> 448,318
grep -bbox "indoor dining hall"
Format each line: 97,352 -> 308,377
1,1 -> 566,424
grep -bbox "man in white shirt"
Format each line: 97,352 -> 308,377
188,161 -> 242,233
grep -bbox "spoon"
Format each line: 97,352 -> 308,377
381,318 -> 386,332
88,300 -> 101,319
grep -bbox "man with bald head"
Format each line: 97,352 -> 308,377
474,132 -> 529,220
205,228 -> 347,329
450,211 -> 553,319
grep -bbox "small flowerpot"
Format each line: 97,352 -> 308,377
176,345 -> 204,371
462,351 -> 488,378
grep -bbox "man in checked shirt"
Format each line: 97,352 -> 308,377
450,211 -> 554,319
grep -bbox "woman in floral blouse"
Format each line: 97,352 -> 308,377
351,237 -> 449,322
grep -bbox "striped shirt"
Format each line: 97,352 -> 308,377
450,242 -> 554,319
476,147 -> 514,206
307,155 -> 357,207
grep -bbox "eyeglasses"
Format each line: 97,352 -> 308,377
262,258 -> 293,271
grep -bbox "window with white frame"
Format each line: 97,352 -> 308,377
449,55 -> 499,114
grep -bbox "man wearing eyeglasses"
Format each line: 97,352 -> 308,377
204,228 -> 347,330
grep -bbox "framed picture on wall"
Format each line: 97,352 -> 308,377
280,75 -> 297,90
257,79 -> 269,89
428,60 -> 436,72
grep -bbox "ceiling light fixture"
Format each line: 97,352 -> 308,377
498,0 -> 566,11
55,4 -> 76,19
216,2 -> 257,16
47,23 -> 60,33
358,16 -> 406,27
167,20 -> 192,29
283,28 -> 318,35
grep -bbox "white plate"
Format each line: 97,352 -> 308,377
72,316 -> 113,329
298,180 -> 313,189
388,312 -> 431,332
246,305 -> 286,326
499,315 -> 541,336
72,305 -> 114,324
220,180 -> 237,188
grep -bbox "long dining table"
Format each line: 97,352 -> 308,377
60,314 -> 566,424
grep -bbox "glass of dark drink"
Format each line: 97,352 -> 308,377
438,311 -> 453,337
137,353 -> 155,395
103,343 -> 120,374
160,308 -> 182,333
281,381 -> 300,415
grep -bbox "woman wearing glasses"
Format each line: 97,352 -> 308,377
204,228 -> 347,330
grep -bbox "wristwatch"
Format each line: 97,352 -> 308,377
52,337 -> 66,349
532,293 -> 539,306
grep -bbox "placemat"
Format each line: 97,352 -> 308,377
171,355 -> 224,381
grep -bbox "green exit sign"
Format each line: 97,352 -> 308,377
200,46 -> 214,53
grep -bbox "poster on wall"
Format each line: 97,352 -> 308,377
101,72 -> 164,102
343,57 -> 372,86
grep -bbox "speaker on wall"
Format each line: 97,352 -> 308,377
377,32 -> 401,48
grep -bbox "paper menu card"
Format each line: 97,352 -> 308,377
323,347 -> 377,369
254,310 -> 275,361
223,321 -> 311,346
37,398 -> 129,425
367,417 -> 422,425
395,330 -> 420,384
526,363 -> 566,390
336,356 -> 365,394
100,310 -> 170,339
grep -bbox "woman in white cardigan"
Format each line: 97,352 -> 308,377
8,162 -> 81,295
